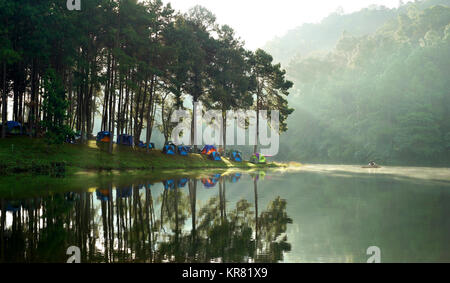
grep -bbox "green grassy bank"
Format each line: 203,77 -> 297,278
0,137 -> 283,176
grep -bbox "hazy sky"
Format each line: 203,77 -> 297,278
162,0 -> 413,50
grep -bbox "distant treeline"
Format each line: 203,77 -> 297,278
0,0 -> 292,152
275,1 -> 450,165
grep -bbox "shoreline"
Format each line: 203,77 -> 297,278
0,137 -> 286,177
0,166 -> 290,199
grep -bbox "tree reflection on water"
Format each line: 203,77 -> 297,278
0,172 -> 292,263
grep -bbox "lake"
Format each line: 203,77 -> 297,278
0,165 -> 449,263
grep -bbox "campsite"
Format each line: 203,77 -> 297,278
1,0 -> 450,266
0,135 -> 280,177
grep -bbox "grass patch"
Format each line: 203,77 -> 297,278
0,137 -> 283,176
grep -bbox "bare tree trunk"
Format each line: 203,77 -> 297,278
254,178 -> 259,242
29,59 -> 38,138
137,80 -> 148,145
133,83 -> 142,139
191,97 -> 199,150
13,67 -> 18,122
1,62 -> 6,138
117,76 -> 123,135
223,110 -> 227,153
254,92 -> 260,154
102,53 -> 111,132
145,75 -> 155,153
109,57 -> 116,154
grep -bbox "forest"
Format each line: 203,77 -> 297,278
0,0 -> 292,154
1,0 -> 449,166
268,0 -> 450,165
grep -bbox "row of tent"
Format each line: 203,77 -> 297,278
162,142 -> 190,156
161,142 -> 247,162
96,131 -> 155,149
94,131 -> 265,164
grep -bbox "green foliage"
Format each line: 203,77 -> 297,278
249,49 -> 294,134
41,69 -> 72,144
277,2 -> 450,165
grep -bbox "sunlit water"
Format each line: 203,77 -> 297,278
0,165 -> 449,263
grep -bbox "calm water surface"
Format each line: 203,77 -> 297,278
0,165 -> 449,263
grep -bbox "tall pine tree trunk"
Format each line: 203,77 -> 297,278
109,57 -> 116,154
254,92 -> 260,154
1,62 -> 6,138
222,110 -> 227,153
145,75 -> 155,153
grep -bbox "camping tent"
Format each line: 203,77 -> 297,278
177,145 -> 191,156
96,131 -> 111,143
209,151 -> 222,161
228,150 -> 242,162
250,153 -> 266,164
201,145 -> 217,155
162,142 -> 176,155
6,121 -> 23,135
117,134 -> 134,146
201,145 -> 221,161
138,141 -> 155,149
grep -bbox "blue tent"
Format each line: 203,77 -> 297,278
163,142 -> 176,155
96,131 -> 111,143
177,145 -> 191,156
229,151 -> 242,162
138,141 -> 155,149
201,145 -> 221,161
209,151 -> 222,161
201,145 -> 217,155
6,121 -> 23,135
178,178 -> 189,188
117,134 -> 134,146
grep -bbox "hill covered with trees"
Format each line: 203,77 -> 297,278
275,0 -> 450,166
264,0 -> 450,66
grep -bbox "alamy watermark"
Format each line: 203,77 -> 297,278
67,0 -> 81,11
367,246 -> 381,263
67,246 -> 81,263
171,103 -> 280,156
